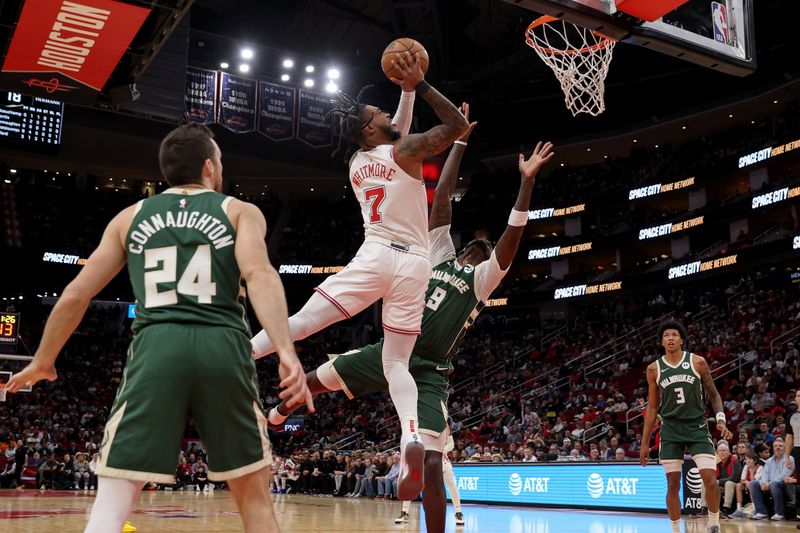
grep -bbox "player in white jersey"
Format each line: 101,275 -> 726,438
251,51 -> 468,499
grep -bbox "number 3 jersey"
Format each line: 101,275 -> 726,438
349,144 -> 428,250
125,188 -> 248,335
656,351 -> 707,428
412,225 -> 508,367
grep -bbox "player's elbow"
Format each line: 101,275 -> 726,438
57,285 -> 91,310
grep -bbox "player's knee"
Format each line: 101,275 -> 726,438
382,358 -> 409,379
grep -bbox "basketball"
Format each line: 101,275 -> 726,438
381,37 -> 429,81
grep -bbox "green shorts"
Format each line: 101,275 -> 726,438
96,323 -> 272,483
659,420 -> 715,462
330,341 -> 450,437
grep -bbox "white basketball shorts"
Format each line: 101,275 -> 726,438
315,238 -> 431,335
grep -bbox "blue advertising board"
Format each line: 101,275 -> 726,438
450,463 -> 670,511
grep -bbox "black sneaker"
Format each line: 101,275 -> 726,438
395,511 -> 409,524
455,512 -> 464,525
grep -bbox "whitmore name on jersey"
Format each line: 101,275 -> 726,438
128,211 -> 234,254
659,373 -> 697,388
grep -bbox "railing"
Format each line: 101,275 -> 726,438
540,325 -> 567,351
771,325 -> 800,356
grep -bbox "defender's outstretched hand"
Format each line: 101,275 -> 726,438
518,141 -> 555,180
3,362 -> 57,393
457,102 -> 478,142
279,354 -> 315,413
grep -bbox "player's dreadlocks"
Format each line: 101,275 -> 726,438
326,84 -> 373,164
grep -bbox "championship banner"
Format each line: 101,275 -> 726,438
218,72 -> 257,133
1,0 -> 151,100
184,67 -> 217,124
296,89 -> 333,148
258,82 -> 295,141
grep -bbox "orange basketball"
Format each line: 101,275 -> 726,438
381,38 -> 429,81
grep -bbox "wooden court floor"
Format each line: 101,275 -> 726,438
0,489 -> 795,532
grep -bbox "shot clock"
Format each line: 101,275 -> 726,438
0,313 -> 19,345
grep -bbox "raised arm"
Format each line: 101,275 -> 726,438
390,52 -> 468,169
493,142 -> 554,269
428,103 -> 478,230
694,355 -> 732,441
233,201 -> 314,412
639,363 -> 660,466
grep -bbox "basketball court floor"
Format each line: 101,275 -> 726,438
0,490 -> 792,532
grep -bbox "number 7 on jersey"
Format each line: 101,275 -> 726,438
364,186 -> 386,224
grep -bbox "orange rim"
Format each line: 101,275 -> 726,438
525,15 -> 616,56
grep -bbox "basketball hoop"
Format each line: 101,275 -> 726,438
525,16 -> 616,117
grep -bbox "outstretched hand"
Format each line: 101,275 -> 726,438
278,354 -> 315,413
518,141 -> 555,180
2,361 -> 57,393
390,51 -> 425,92
457,102 -> 478,142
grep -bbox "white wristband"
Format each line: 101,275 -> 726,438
454,140 -> 467,146
715,412 -> 726,424
508,209 -> 528,227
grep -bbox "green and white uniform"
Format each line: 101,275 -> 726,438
97,188 -> 271,484
330,225 -> 508,447
656,351 -> 715,463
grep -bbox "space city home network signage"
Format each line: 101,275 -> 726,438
218,72 -> 257,133
258,82 -> 295,142
297,89 -> 333,147
1,0 -> 150,99
184,67 -> 217,124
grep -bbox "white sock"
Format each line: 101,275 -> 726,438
443,462 -> 461,512
402,500 -> 411,513
382,330 -> 419,438
708,511 -> 719,526
268,407 -> 287,426
84,477 -> 143,533
670,519 -> 680,533
736,503 -> 742,510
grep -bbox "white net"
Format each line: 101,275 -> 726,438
525,17 -> 616,117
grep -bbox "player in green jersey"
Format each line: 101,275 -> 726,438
640,319 -> 733,533
4,123 -> 313,533
269,105 -> 554,532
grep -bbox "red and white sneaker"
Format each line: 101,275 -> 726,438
397,432 -> 425,500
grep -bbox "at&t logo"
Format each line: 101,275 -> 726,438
508,473 -> 550,496
587,473 -> 639,498
684,467 -> 703,509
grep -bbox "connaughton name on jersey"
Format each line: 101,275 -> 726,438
128,211 -> 234,254
659,373 -> 697,388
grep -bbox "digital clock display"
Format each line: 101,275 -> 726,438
0,91 -> 63,146
0,313 -> 19,344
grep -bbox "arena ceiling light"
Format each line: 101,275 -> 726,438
325,81 -> 338,93
241,48 -> 254,59
327,68 -> 340,79
220,62 -> 229,69
305,65 -> 315,73
283,59 -> 294,68
304,78 -> 314,88
281,74 -> 290,82
239,64 -> 250,73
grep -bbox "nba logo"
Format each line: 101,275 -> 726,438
711,2 -> 729,44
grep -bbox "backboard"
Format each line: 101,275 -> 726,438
506,0 -> 756,75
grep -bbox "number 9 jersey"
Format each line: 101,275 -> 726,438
125,188 -> 249,336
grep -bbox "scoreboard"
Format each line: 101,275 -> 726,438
0,313 -> 18,345
0,91 -> 63,146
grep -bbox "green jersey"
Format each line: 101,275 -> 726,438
656,351 -> 706,425
125,188 -> 248,335
413,259 -> 482,365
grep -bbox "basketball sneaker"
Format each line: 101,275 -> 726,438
397,432 -> 425,500
394,511 -> 409,524
122,522 -> 137,532
455,512 -> 464,525
706,526 -> 719,533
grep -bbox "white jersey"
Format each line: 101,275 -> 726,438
349,144 -> 429,251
